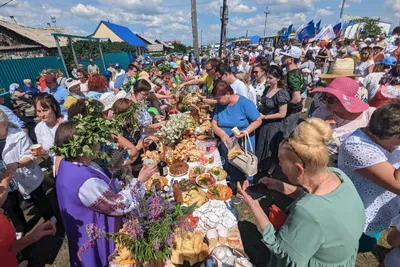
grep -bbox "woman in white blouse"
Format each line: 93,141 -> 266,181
339,99 -> 400,252
33,94 -> 67,176
33,94 -> 67,157
54,120 -> 156,266
355,47 -> 375,78
0,110 -> 56,239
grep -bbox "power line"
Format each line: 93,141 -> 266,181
0,0 -> 15,8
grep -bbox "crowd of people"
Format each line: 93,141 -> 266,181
1,26 -> 400,267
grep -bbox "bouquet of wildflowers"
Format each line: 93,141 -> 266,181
78,181 -> 196,265
156,114 -> 197,145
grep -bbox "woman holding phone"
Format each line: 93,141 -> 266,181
239,118 -> 365,267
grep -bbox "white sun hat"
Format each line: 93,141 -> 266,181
100,92 -> 125,111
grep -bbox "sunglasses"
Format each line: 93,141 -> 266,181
320,94 -> 338,105
253,71 -> 259,74
206,68 -> 213,72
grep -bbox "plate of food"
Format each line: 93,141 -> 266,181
199,154 -> 215,166
207,184 -> 233,201
189,165 -> 206,180
145,174 -> 169,191
178,179 -> 197,192
196,173 -> 216,189
207,167 -> 228,181
169,162 -> 189,177
182,187 -> 208,207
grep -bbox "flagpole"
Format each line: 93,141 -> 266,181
340,0 -> 346,19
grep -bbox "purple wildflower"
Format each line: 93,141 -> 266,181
166,232 -> 175,247
181,220 -> 196,232
124,221 -> 144,238
152,240 -> 161,250
148,194 -> 164,219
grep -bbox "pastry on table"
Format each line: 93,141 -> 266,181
169,162 -> 189,177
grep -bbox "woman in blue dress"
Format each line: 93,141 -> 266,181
212,81 -> 262,182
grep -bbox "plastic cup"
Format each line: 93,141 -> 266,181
217,227 -> 229,245
143,159 -> 154,165
206,229 -> 218,248
231,127 -> 240,136
30,144 -> 42,155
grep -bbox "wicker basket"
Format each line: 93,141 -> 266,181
143,135 -> 166,162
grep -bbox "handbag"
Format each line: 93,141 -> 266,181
228,132 -> 258,177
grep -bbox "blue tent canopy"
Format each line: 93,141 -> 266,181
101,21 -> 147,47
249,35 -> 261,44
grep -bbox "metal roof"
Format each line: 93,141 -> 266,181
101,21 -> 147,47
155,39 -> 173,49
136,34 -> 157,45
0,19 -> 68,48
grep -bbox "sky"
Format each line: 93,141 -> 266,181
0,0 -> 400,45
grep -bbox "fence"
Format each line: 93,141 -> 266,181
0,52 -> 133,90
0,56 -> 65,90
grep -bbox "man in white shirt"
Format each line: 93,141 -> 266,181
115,63 -> 126,79
216,62 -> 248,98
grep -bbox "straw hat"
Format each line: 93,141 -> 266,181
319,58 -> 357,79
374,40 -> 386,50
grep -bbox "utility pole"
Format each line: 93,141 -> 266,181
219,0 -> 228,58
191,0 -> 199,58
340,0 -> 346,19
201,30 -> 203,50
263,6 -> 270,37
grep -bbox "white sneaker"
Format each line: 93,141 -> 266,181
16,232 -> 24,240
49,216 -> 57,224
18,260 -> 29,267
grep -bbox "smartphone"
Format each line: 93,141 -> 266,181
246,183 -> 269,200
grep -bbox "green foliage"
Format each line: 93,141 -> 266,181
277,27 -> 295,35
142,65 -> 153,73
156,63 -> 170,73
173,43 -> 187,54
277,27 -> 287,35
51,102 -> 121,161
109,202 -> 196,263
352,17 -> 383,39
113,102 -> 141,133
53,40 -> 138,70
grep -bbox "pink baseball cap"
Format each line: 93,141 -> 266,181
313,77 -> 369,113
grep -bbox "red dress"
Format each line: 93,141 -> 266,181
0,214 -> 18,267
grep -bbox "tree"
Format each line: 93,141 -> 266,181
277,27 -> 287,35
277,27 -> 295,35
173,43 -> 187,54
351,17 -> 383,38
51,40 -> 140,70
